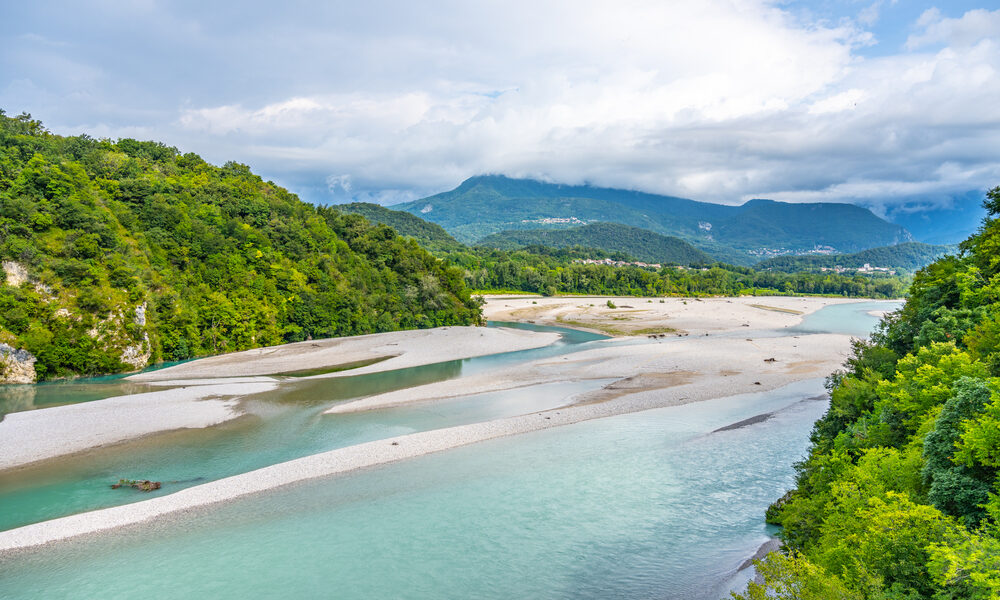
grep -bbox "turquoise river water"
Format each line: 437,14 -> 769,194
0,301 -> 899,599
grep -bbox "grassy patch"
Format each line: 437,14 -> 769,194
470,289 -> 543,296
556,317 -> 629,336
630,327 -> 678,335
555,318 -> 676,337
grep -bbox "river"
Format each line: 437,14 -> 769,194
0,300 -> 898,599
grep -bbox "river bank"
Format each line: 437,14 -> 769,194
481,294 -> 860,336
128,325 -> 559,382
0,296 -> 872,553
0,326 -> 559,472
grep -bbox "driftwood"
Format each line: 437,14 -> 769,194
111,479 -> 162,492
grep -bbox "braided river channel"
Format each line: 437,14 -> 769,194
0,301 -> 897,599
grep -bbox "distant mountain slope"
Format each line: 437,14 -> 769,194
332,202 -> 465,253
394,175 -> 912,256
477,222 -> 713,265
879,192 -> 988,245
755,242 -> 953,273
715,199 -> 912,250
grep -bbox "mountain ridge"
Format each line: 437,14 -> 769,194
393,175 -> 913,257
755,242 -> 954,273
476,222 -> 713,265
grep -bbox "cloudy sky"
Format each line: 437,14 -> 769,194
1,1 -> 998,211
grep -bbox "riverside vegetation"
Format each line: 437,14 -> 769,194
336,203 -> 912,298
0,111 -> 481,381
735,187 -> 1000,599
0,111 -> 914,383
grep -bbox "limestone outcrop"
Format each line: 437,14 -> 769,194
1,261 -> 29,287
0,344 -> 37,384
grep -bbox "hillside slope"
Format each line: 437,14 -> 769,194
756,242 -> 953,273
476,222 -> 713,265
0,112 -> 481,382
736,186 -> 1000,598
395,175 -> 912,256
331,202 -> 465,253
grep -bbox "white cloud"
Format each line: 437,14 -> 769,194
906,8 -> 1000,49
3,1 -> 1000,208
808,89 -> 865,114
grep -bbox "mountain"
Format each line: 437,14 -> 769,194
878,191 -> 988,245
0,112 -> 481,382
755,242 -> 954,273
477,222 -> 713,265
393,175 -> 912,258
331,202 -> 465,253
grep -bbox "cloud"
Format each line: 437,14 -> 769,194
907,8 -> 1000,50
1,1 -> 999,208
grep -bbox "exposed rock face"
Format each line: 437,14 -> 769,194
0,344 -> 37,384
1,261 -> 29,287
120,333 -> 151,370
134,302 -> 147,326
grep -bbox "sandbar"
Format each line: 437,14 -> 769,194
0,382 -> 275,471
0,296 -> 869,553
0,326 -> 558,471
481,294 -> 858,336
129,326 -> 559,382
0,374 -> 834,554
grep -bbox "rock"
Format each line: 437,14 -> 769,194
111,479 -> 162,492
134,302 -> 147,326
1,261 -> 29,287
120,333 -> 151,370
0,344 -> 36,384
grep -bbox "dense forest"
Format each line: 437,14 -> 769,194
735,188 -> 1000,598
756,242 -> 952,274
0,111 -> 916,383
329,203 -> 911,299
0,112 -> 481,381
392,175 -> 912,256
449,247 -> 908,298
475,221 -> 713,265
331,202 -> 465,253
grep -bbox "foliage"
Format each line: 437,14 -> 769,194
476,222 -> 713,265
756,242 -> 953,274
392,174 -> 912,257
331,202 -> 465,253
451,246 -> 908,298
731,552 -> 863,600
322,203 -> 910,299
0,111 -> 481,380
739,185 -> 1000,599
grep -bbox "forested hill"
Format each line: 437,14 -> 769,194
755,242 -> 953,273
393,175 -> 912,257
736,187 -> 1000,598
0,111 -> 481,382
332,202 -> 465,253
476,222 -> 713,265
